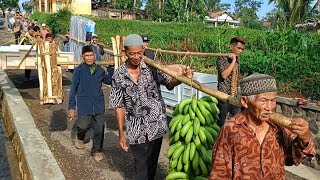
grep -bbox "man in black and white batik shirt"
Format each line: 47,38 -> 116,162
109,34 -> 193,180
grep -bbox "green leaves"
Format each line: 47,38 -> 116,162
30,8 -> 71,34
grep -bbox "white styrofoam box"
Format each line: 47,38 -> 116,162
0,45 -> 75,70
20,49 -> 37,69
196,73 -> 218,99
160,72 -> 218,107
10,44 -> 36,50
1,51 -> 20,69
58,52 -> 75,69
181,72 -> 218,100
160,85 -> 181,107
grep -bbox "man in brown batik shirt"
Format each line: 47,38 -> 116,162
210,73 -> 316,180
217,37 -> 246,127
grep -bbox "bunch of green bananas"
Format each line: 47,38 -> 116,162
165,95 -> 221,180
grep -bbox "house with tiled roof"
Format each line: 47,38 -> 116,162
205,11 -> 240,28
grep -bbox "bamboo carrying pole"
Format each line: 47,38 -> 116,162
147,47 -> 230,58
56,61 -> 114,65
111,37 -> 119,69
142,56 -> 293,129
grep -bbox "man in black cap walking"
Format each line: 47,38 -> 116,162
140,35 -> 155,60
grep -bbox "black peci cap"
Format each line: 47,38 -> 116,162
140,35 -> 150,42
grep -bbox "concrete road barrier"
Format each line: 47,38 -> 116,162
0,69 -> 65,180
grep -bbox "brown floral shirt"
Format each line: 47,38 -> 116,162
217,57 -> 240,95
210,112 -> 316,180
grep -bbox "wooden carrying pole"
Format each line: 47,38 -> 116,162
142,56 -> 293,129
147,47 -> 230,58
57,61 -> 114,65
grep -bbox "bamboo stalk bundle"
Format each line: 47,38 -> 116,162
38,43 -> 48,105
119,36 -> 126,63
111,35 -> 126,69
111,37 -> 119,69
37,41 -> 63,105
51,41 -> 63,104
45,42 -> 53,104
142,56 -> 293,129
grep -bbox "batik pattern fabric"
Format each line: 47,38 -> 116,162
210,112 -> 316,180
217,57 -> 240,95
109,61 -> 172,144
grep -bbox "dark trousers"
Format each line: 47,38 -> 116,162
130,137 -> 163,180
15,32 -> 21,44
217,100 -> 241,127
25,70 -> 31,80
76,114 -> 105,155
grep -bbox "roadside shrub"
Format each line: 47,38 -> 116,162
31,8 -> 72,35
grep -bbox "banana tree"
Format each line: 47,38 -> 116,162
269,0 -> 313,28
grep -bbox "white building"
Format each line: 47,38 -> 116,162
205,11 -> 240,28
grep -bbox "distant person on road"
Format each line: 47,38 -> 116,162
140,35 -> 155,60
22,26 -> 36,82
7,9 -> 15,31
23,18 -> 31,32
45,33 -> 54,43
40,23 -> 50,41
68,46 -> 114,162
216,37 -> 246,127
63,34 -> 70,52
210,73 -> 316,179
12,16 -> 23,44
32,19 -> 40,32
90,35 -> 104,61
109,34 -> 193,180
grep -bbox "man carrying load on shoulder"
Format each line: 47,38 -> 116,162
216,37 -> 246,127
109,34 -> 193,180
210,73 -> 316,179
68,46 -> 114,162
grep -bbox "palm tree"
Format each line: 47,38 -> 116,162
269,0 -> 313,28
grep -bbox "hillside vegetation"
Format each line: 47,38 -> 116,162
31,11 -> 320,99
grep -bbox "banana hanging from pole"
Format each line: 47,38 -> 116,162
142,56 -> 293,129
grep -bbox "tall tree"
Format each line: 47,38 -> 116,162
269,0 -> 314,28
0,0 -> 19,16
113,0 -> 142,10
0,0 -> 18,8
145,0 -> 208,22
263,8 -> 287,30
234,0 -> 263,29
206,0 -> 231,12
145,0 -> 163,21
